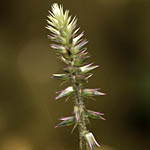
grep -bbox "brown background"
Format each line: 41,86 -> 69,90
0,0 -> 149,149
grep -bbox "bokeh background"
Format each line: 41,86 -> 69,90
0,0 -> 149,150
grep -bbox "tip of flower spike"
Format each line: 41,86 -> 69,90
51,3 -> 63,16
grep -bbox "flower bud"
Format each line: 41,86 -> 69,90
56,86 -> 74,100
55,116 -> 75,128
87,110 -> 105,120
72,32 -> 84,46
80,63 -> 99,74
51,44 -> 67,54
82,89 -> 106,97
59,56 -> 70,64
84,132 -> 100,150
74,105 -> 81,122
52,73 -> 68,80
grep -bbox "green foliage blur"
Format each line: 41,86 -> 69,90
0,0 -> 149,149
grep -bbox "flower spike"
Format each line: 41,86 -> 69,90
47,3 -> 106,150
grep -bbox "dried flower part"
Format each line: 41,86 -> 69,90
84,132 -> 100,150
72,32 -> 84,45
55,116 -> 75,128
74,105 -> 81,122
59,55 -> 70,64
64,66 -> 75,74
75,74 -> 93,84
73,50 -> 90,66
85,74 -> 93,80
71,105 -> 82,133
80,63 -> 99,74
56,86 -> 74,99
82,89 -> 106,97
71,40 -> 88,54
87,110 -> 106,120
52,73 -> 69,80
50,44 -> 67,54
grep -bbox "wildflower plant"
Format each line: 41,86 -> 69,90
46,3 -> 106,150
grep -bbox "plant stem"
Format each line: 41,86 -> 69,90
78,100 -> 89,150
70,65 -> 89,150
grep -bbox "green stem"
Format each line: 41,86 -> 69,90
65,28 -> 89,150
70,65 -> 89,150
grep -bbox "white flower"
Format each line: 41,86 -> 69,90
82,88 -> 106,97
85,132 -> 100,150
56,86 -> 74,100
80,63 -> 99,74
52,3 -> 63,17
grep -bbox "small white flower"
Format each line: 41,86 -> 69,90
82,88 -> 106,97
85,132 -> 100,149
56,86 -> 74,100
52,3 -> 63,17
80,63 -> 99,74
74,105 -> 81,122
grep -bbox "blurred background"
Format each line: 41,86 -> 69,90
0,0 -> 149,149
